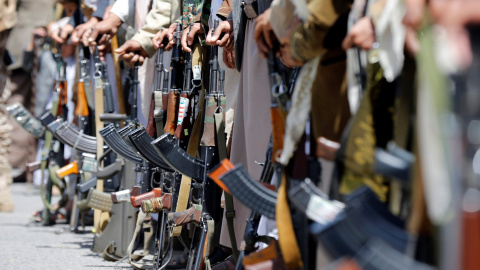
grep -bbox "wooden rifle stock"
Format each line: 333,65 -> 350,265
163,91 -> 179,135
56,81 -> 68,117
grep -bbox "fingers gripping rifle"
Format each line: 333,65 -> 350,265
174,23 -> 196,148
193,19 -> 229,269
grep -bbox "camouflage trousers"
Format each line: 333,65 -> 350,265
0,29 -> 14,211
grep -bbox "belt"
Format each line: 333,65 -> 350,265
242,0 -> 258,19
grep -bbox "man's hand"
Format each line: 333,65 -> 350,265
206,20 -> 233,47
278,43 -> 303,68
181,23 -> 203,52
51,23 -> 74,44
115,40 -> 148,67
222,48 -> 235,69
84,13 -> 122,47
342,17 -> 375,50
153,23 -> 177,51
71,17 -> 99,45
253,8 -> 275,58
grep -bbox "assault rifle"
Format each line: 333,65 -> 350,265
36,40 -> 68,225
163,23 -> 183,135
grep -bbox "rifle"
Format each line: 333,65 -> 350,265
174,23 -> 196,148
76,46 -> 91,132
37,40 -> 68,225
146,35 -> 168,138
163,23 -> 183,135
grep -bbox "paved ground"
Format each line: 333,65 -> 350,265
0,183 -> 132,270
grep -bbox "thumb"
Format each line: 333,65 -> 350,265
115,43 -> 127,54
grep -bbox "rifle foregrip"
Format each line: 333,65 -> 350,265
130,188 -> 162,208
56,160 -> 79,178
164,92 -> 179,135
111,186 -> 141,203
96,159 -> 123,179
140,193 -> 173,213
77,177 -> 97,193
75,82 -> 90,117
146,93 -> 157,137
270,107 -> 285,163
168,204 -> 202,226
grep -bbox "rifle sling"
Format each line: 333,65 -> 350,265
276,172 -> 303,269
154,91 -> 163,137
214,111 -> 238,260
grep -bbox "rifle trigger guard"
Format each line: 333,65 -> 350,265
192,79 -> 202,88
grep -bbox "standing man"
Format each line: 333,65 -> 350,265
0,0 -> 17,212
5,0 -> 54,183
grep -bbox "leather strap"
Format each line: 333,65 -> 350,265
101,242 -> 124,262
243,238 -> 279,266
111,35 -> 126,114
275,172 -> 303,269
127,211 -> 154,268
204,219 -> 215,270
94,73 -> 107,233
215,110 -> 238,260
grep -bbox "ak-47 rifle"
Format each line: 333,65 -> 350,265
164,23 -> 183,135
76,46 -> 91,132
174,23 -> 196,148
37,40 -> 68,225
146,34 -> 169,138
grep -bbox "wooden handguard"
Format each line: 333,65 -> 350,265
75,81 -> 89,117
270,107 -> 285,163
140,193 -> 173,213
209,159 -> 235,193
111,186 -> 141,203
57,81 -> 68,116
164,91 -> 179,135
146,92 -> 157,137
168,204 -> 202,226
56,160 -> 79,178
316,137 -> 340,161
130,188 -> 162,208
